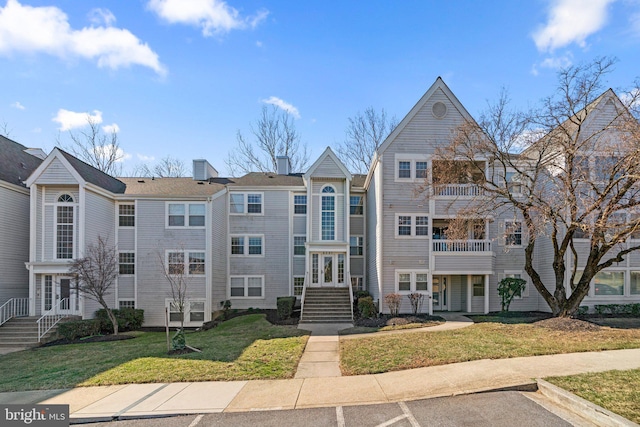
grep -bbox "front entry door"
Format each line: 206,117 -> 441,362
56,277 -> 79,314
432,276 -> 448,310
317,253 -> 346,287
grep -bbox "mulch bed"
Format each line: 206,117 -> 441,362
355,314 -> 445,328
41,334 -> 135,347
533,317 -> 602,332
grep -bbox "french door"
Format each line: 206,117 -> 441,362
432,275 -> 448,310
314,253 -> 346,287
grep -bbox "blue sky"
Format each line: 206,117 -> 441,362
1,0 -> 639,176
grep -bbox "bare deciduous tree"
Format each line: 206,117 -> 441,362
60,117 -> 123,176
68,236 -> 119,334
226,105 -> 309,176
158,248 -> 191,350
133,156 -> 187,177
428,57 -> 640,317
336,107 -> 398,174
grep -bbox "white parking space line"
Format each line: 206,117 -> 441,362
375,414 -> 408,427
398,402 -> 421,427
187,414 -> 204,427
336,406 -> 346,427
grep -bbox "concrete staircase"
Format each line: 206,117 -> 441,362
0,316 -> 62,348
300,287 -> 353,323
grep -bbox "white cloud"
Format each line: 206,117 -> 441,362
89,8 -> 116,26
11,101 -> 25,110
53,109 -> 103,131
95,144 -> 131,163
147,0 -> 268,36
102,123 -> 120,133
137,153 -> 156,162
0,0 -> 166,75
262,96 -> 301,119
255,40 -> 263,48
620,88 -> 640,109
533,0 -> 616,51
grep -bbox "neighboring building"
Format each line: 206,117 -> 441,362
0,136 -> 43,307
2,77 -> 639,330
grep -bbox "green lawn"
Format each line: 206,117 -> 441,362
340,322 -> 640,375
0,315 -> 308,392
546,369 -> 640,424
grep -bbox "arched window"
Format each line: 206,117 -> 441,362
56,194 -> 74,259
321,186 -> 335,240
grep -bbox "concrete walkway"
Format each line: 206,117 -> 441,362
2,348 -> 637,422
294,313 -> 474,378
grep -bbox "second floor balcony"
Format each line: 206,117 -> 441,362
432,239 -> 492,252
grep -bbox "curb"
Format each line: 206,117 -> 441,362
536,379 -> 639,427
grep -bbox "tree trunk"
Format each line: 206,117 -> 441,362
106,308 -> 119,335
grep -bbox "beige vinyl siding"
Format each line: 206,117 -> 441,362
448,275 -> 465,311
293,216 -> 306,235
366,164 -> 381,300
84,190 -> 115,247
434,254 -> 494,272
0,185 -> 30,304
293,257 -> 305,276
309,156 -> 346,179
211,195 -> 228,311
117,277 -> 135,299
135,199 -> 207,326
118,229 -> 135,250
34,158 -> 78,185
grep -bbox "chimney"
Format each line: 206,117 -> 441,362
192,159 -> 218,180
23,148 -> 47,160
276,156 -> 291,175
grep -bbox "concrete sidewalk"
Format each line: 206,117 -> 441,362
2,348 -> 639,422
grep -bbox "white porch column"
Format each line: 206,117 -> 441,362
466,274 -> 472,313
428,271 -> 433,315
484,274 -> 490,314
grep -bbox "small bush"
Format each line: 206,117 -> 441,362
171,328 -> 186,351
358,296 -> 376,318
94,308 -> 144,333
220,300 -> 232,319
576,306 -> 589,316
277,296 -> 296,320
58,319 -> 101,341
385,293 -> 402,316
594,303 -> 640,316
408,293 -> 425,315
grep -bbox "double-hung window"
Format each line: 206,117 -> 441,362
396,270 -> 429,293
350,195 -> 363,215
230,193 -> 263,214
505,221 -> 523,246
118,204 -> 135,227
119,252 -> 135,275
294,195 -> 307,214
167,251 -> 205,275
294,236 -> 306,256
167,203 -> 205,227
230,235 -> 263,256
398,216 -> 412,236
397,214 -> 429,237
350,236 -> 364,256
230,276 -> 264,298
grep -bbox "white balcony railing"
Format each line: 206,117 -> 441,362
434,184 -> 484,197
0,298 -> 29,326
432,240 -> 492,252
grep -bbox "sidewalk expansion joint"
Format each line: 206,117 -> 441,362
112,383 -> 170,419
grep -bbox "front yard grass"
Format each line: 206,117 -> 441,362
0,314 -> 308,392
546,369 -> 640,424
340,322 -> 640,375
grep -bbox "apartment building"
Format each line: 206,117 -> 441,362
2,77 -> 638,329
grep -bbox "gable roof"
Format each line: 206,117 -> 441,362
0,135 -> 43,187
303,146 -> 352,181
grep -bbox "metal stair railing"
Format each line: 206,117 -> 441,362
37,298 -> 69,342
0,298 -> 30,327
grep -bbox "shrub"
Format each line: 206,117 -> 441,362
171,329 -> 186,351
220,300 -> 232,319
58,319 -> 101,341
594,303 -> 640,316
408,293 -> 425,315
576,306 -> 589,316
385,293 -> 402,316
277,296 -> 296,320
94,308 -> 144,333
358,296 -> 376,318
497,277 -> 526,312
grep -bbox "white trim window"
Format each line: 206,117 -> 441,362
230,192 -> 263,215
118,204 -> 135,227
321,186 -> 336,240
167,202 -> 206,228
504,271 -> 529,298
395,270 -> 429,293
119,299 -> 135,309
294,276 -> 304,296
472,275 -> 485,297
166,251 -> 205,275
395,155 -> 430,181
293,235 -> 306,256
350,236 -> 364,256
229,276 -> 264,298
118,252 -> 135,276
166,299 -> 206,323
396,214 -> 429,238
350,195 -> 364,215
631,271 -> 640,295
505,220 -> 523,247
230,235 -> 264,256
55,193 -> 75,259
294,195 -> 307,215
